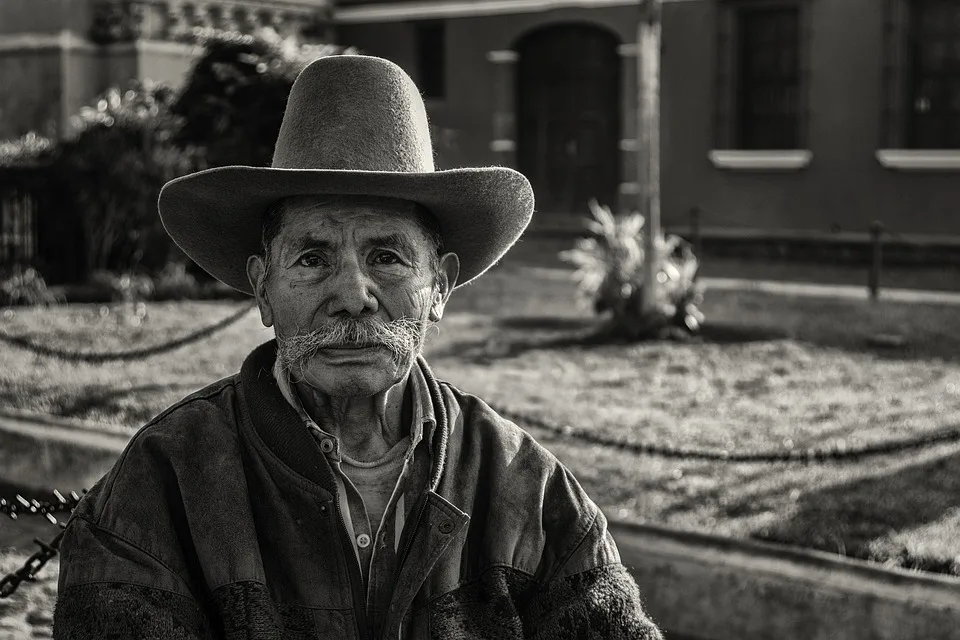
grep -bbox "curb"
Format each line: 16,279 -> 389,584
612,521 -> 960,640
2,411 -> 959,640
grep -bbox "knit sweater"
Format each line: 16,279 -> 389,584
52,341 -> 662,639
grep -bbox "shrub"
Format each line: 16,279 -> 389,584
173,28 -> 356,168
0,132 -> 54,167
0,266 -> 60,306
152,261 -> 200,301
53,81 -> 198,277
88,270 -> 155,303
560,199 -> 705,340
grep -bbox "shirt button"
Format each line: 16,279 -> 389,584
356,533 -> 371,549
438,520 -> 455,534
319,438 -> 335,454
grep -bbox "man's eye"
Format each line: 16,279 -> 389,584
298,254 -> 324,268
373,251 -> 401,265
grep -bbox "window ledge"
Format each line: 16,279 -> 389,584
876,149 -> 960,170
708,150 -> 813,171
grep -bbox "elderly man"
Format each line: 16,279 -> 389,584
53,56 -> 662,639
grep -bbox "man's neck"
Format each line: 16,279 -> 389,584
294,377 -> 410,462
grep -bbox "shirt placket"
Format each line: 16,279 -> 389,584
312,429 -> 374,577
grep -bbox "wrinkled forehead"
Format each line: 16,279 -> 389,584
271,195 -> 433,245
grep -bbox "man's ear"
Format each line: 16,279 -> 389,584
429,252 -> 460,323
246,254 -> 274,327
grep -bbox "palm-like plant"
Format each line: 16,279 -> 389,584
560,199 -> 705,340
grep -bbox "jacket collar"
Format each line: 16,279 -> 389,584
238,341 -> 448,493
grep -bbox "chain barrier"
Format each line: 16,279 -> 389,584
0,489 -> 85,599
0,301 -> 256,363
491,404 -> 960,463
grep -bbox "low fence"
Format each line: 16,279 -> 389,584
672,207 -> 960,301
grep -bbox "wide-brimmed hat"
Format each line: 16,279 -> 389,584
158,54 -> 535,294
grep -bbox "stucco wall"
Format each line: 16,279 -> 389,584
0,51 -> 62,139
339,0 -> 960,237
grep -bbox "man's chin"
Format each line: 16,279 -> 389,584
293,350 -> 416,397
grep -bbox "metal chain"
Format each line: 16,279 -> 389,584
0,489 -> 85,598
0,301 -> 255,363
492,405 -> 960,463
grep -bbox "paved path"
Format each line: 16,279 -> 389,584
524,266 -> 960,305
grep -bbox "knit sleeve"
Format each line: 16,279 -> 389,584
521,510 -> 663,640
521,563 -> 663,640
53,516 -> 212,640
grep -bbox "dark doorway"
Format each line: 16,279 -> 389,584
516,24 -> 621,215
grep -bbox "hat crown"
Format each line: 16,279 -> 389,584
272,55 -> 435,173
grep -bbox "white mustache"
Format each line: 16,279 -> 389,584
276,316 -> 427,370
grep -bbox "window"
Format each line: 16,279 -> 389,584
715,0 -> 809,150
905,0 -> 960,148
415,21 -> 446,99
736,7 -> 801,149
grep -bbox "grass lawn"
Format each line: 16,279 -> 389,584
2,264 -> 960,584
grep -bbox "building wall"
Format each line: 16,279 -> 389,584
0,50 -> 63,139
340,5 -> 640,220
662,0 -> 960,237
339,0 -> 960,237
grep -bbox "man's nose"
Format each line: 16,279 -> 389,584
324,259 -> 378,317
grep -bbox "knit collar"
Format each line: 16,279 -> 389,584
238,341 -> 447,493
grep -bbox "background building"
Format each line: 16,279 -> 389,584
2,0 -> 959,240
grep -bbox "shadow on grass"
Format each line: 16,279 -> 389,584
743,450 -> 960,576
435,314 -> 792,363
56,382 -> 207,421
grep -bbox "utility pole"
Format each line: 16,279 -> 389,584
637,0 -> 662,317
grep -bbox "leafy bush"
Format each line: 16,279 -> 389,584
0,132 -> 54,167
153,261 -> 200,301
0,266 -> 60,306
173,28 -> 356,168
52,81 -> 198,276
560,199 -> 705,340
88,270 -> 155,303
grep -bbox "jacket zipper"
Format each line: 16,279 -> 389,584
334,494 -> 370,640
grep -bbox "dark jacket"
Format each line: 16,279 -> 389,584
53,341 -> 662,639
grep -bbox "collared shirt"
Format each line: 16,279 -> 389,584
272,357 -> 436,631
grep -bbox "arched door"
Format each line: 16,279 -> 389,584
516,24 -> 621,215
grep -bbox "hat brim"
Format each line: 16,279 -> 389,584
158,165 -> 535,295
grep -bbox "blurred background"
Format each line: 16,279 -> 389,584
1,1 -> 959,639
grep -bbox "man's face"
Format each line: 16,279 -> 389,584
247,196 -> 456,398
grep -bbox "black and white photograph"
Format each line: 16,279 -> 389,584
1,1 -> 959,638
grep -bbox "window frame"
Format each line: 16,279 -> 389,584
878,0 -> 960,168
414,20 -> 447,101
714,0 -> 811,153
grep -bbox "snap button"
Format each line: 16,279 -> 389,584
356,533 -> 371,548
319,504 -> 329,515
319,438 -> 335,454
438,520 -> 455,534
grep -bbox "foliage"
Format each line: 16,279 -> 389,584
53,81 -> 198,275
560,199 -> 705,340
88,270 -> 156,303
152,261 -> 200,301
0,266 -> 60,306
173,28 -> 356,168
0,132 -> 54,167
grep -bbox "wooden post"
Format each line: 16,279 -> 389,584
691,206 -> 702,262
638,0 -> 663,317
869,220 -> 884,301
